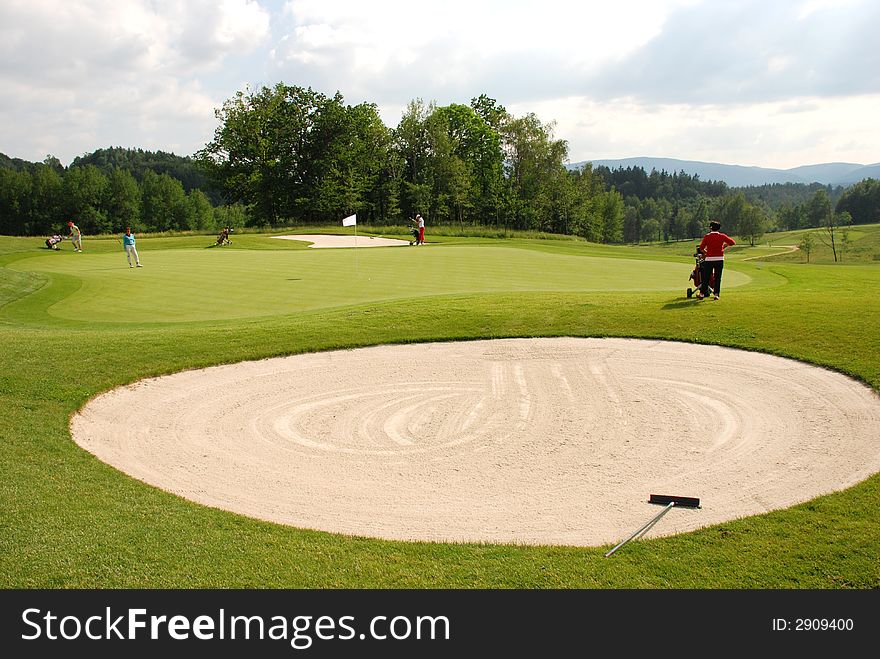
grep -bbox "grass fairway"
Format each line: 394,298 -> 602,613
0,231 -> 878,588
4,241 -> 748,323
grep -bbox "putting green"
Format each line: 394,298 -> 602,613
7,243 -> 750,323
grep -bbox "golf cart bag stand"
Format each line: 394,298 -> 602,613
687,253 -> 715,298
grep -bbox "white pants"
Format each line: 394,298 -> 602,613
125,245 -> 140,265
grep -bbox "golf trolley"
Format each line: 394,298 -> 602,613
216,226 -> 233,246
687,248 -> 715,298
408,226 -> 420,245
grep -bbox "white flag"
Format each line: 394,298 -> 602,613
342,214 -> 357,227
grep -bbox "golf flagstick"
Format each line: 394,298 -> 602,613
342,213 -> 358,276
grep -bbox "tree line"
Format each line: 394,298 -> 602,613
776,180 -> 880,231
2,83 -> 879,241
0,154 -> 241,237
72,147 -> 219,203
197,86 -> 626,242
737,181 -> 844,211
591,166 -> 878,245
589,166 -> 767,244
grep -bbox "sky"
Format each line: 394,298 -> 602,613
1,0 -> 878,169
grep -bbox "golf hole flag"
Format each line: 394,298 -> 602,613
342,214 -> 357,227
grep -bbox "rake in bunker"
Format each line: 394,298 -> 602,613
604,494 -> 701,557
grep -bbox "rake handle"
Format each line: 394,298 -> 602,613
604,502 -> 675,558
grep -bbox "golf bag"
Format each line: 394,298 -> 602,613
687,249 -> 715,298
408,226 -> 420,245
216,227 -> 233,246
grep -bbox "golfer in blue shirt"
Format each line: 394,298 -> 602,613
122,227 -> 142,268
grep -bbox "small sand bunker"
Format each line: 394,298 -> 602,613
71,338 -> 880,546
273,234 -> 412,248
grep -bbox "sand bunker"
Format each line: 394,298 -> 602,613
71,338 -> 880,546
273,234 -> 412,248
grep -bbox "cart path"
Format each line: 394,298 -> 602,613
741,244 -> 799,261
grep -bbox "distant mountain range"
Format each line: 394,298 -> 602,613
570,157 -> 880,188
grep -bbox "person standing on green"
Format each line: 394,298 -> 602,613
122,227 -> 142,268
67,221 -> 83,252
416,214 -> 425,245
696,221 -> 735,300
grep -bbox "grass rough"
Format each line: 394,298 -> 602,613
1,230 -> 878,588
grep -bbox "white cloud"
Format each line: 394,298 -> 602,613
271,0 -> 696,102
0,0 -> 270,163
169,0 -> 271,69
268,0 -> 879,168
525,94 -> 880,169
1,0 -> 878,168
216,0 -> 271,47
280,0 -> 687,60
585,0 -> 880,103
1,0 -> 270,80
0,73 -> 217,162
797,0 -> 861,20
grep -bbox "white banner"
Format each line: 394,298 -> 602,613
342,214 -> 357,227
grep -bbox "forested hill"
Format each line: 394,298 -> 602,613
737,182 -> 844,211
1,148 -> 216,200
574,156 -> 879,187
0,147 -> 235,237
71,147 -> 215,199
0,152 -> 49,172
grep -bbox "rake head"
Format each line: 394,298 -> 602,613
649,494 -> 701,508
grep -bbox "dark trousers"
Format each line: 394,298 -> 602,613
700,260 -> 724,297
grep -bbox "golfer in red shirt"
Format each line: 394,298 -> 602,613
697,221 -> 735,300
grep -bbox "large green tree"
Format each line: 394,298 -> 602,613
712,192 -> 748,236
804,188 -> 833,228
187,189 -> 215,230
198,84 -> 294,224
739,204 -> 769,246
26,164 -> 64,235
198,84 -> 392,225
422,103 -> 503,225
836,178 -> 880,225
345,103 -> 399,223
500,113 -> 568,231
393,99 -> 434,221
106,168 -> 141,232
141,170 -> 189,232
777,201 -> 803,230
0,168 -> 30,235
63,165 -> 110,235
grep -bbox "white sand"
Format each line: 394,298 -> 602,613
273,234 -> 413,248
71,338 -> 880,547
